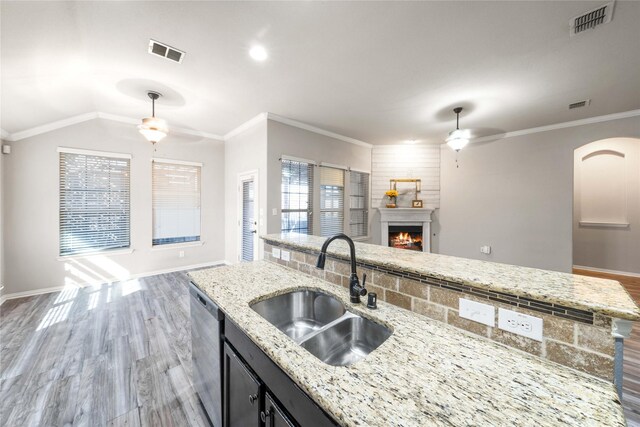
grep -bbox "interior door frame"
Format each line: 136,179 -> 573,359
237,170 -> 260,262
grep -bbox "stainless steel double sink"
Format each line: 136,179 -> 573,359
250,290 -> 392,366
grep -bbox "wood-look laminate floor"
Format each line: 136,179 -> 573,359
573,268 -> 640,427
0,271 -> 212,427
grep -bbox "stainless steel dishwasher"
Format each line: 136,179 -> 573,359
190,282 -> 224,426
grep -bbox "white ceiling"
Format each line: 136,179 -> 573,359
2,1 -> 639,144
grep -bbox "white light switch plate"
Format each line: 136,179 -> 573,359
498,308 -> 543,342
272,248 -> 281,259
459,298 -> 495,327
281,250 -> 290,261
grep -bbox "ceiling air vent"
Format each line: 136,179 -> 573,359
570,2 -> 615,36
148,39 -> 185,63
569,99 -> 591,110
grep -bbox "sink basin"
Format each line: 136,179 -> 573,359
251,290 -> 392,365
300,314 -> 392,366
250,290 -> 346,342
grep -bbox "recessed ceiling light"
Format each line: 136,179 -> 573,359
404,139 -> 418,144
249,45 -> 268,61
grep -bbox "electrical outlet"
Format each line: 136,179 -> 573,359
480,245 -> 491,254
459,298 -> 495,327
281,250 -> 290,261
272,248 -> 281,259
498,308 -> 543,342
179,250 -> 185,258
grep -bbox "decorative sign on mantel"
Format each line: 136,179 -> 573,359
388,178 -> 423,208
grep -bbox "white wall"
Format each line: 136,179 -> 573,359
265,119 -> 372,237
224,119 -> 268,264
438,115 -> 640,272
370,144 -> 441,247
2,118 -> 225,296
573,137 -> 640,274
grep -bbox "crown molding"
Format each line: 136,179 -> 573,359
4,112 -> 223,142
265,112 -> 373,148
8,112 -> 99,141
373,143 -> 441,148
223,112 -> 268,141
5,108 -> 637,146
472,109 -> 640,144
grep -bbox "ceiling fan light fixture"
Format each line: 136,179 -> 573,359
446,107 -> 470,152
139,91 -> 168,144
139,117 -> 168,143
446,129 -> 470,151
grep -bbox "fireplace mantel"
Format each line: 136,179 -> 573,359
378,208 -> 434,252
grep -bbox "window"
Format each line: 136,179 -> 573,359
59,148 -> 131,256
320,167 -> 344,237
281,159 -> 313,234
152,160 -> 201,245
349,171 -> 369,238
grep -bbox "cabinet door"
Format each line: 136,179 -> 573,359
224,343 -> 261,427
262,392 -> 296,427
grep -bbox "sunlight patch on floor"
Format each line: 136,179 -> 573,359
36,301 -> 73,331
54,285 -> 79,305
87,291 -> 100,311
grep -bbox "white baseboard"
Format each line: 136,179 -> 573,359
0,260 -> 227,306
573,265 -> 640,279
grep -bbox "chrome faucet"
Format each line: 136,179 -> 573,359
316,233 -> 367,303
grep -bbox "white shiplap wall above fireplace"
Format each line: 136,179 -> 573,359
371,145 -> 441,209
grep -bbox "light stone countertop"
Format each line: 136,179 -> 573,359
262,233 -> 640,320
189,261 -> 626,427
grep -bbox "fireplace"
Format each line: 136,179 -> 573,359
378,208 -> 434,253
389,225 -> 423,251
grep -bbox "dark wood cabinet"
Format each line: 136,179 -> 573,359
223,343 -> 262,427
222,319 -> 338,427
263,392 -> 295,427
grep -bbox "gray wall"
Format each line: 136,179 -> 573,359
2,119 -> 225,295
224,119 -> 268,264
265,119 -> 372,237
573,137 -> 640,274
438,115 -> 640,273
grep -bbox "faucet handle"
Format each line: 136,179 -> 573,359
355,273 -> 367,297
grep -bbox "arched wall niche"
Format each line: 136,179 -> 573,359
573,137 -> 640,275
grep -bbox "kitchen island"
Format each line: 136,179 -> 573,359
190,260 -> 628,427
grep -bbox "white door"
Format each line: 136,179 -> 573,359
238,172 -> 259,262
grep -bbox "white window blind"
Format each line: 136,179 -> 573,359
152,160 -> 201,245
349,171 -> 369,238
59,151 -> 131,256
241,180 -> 255,262
320,166 -> 344,237
281,159 -> 313,234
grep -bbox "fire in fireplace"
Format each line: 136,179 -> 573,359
388,225 -> 423,251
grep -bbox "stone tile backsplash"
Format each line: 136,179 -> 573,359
264,243 -> 616,381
